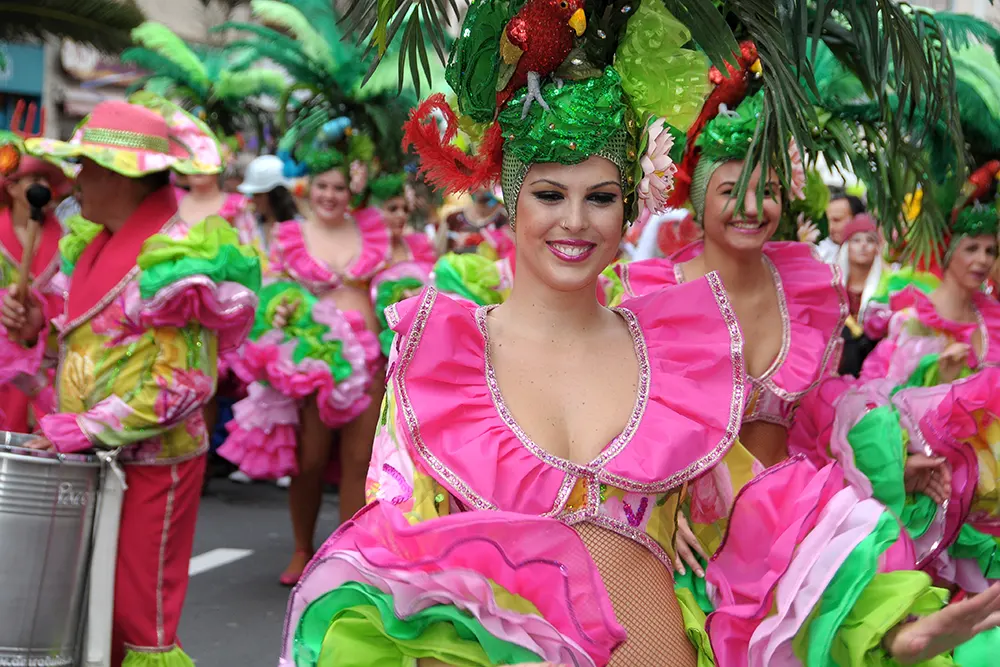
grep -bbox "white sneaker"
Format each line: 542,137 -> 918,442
228,470 -> 253,484
276,476 -> 291,489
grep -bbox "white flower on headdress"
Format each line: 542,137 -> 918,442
637,118 -> 677,218
788,139 -> 806,201
349,160 -> 368,195
404,184 -> 417,209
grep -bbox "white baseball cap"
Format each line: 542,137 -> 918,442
238,155 -> 292,195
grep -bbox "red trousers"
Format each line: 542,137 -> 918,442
111,455 -> 206,666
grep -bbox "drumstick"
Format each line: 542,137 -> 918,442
14,220 -> 38,306
16,184 -> 52,306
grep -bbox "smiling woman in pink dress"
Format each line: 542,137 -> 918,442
220,116 -> 388,586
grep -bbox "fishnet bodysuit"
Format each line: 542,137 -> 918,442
575,522 -> 697,666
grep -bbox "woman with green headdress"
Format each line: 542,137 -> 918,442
787,165 -> 1000,645
219,113 -> 389,586
277,1 -> 1000,664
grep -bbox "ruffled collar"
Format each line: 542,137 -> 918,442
890,285 -> 1000,367
384,281 -> 743,514
618,241 -> 847,400
217,193 -> 249,223
66,186 -> 178,327
0,208 -> 61,282
275,208 -> 391,290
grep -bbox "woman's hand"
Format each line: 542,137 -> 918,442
22,437 -> 54,452
674,512 -> 709,577
272,298 -> 299,329
796,219 -> 821,244
938,342 -> 971,383
887,582 -> 1000,664
1,285 -> 44,343
904,453 -> 951,505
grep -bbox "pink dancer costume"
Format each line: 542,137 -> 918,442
220,212 -> 386,479
369,232 -> 439,357
805,281 -> 1000,595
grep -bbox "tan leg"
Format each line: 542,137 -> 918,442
282,397 -> 332,584
337,368 -> 386,523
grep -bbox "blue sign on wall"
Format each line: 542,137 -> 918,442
0,42 -> 45,97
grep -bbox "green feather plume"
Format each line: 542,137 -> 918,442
130,22 -> 209,90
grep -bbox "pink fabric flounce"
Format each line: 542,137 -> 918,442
139,277 -> 258,353
618,242 -> 848,402
284,501 -> 625,666
219,383 -> 300,479
786,374 -> 859,469
893,366 -> 1000,565
271,209 -> 391,292
704,457 -> 914,667
234,300 -> 378,429
40,412 -> 93,454
384,281 -> 743,514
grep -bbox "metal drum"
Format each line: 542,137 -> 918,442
0,432 -> 101,667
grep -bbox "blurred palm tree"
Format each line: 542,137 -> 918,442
0,0 -> 145,53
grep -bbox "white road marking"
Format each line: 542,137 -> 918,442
189,548 -> 254,576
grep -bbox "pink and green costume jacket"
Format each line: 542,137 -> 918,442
798,277 -> 1000,610
0,207 -> 65,430
220,212 -> 385,479
0,186 -> 260,462
279,280 -> 955,666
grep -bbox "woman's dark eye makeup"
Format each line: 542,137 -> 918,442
532,190 -> 619,204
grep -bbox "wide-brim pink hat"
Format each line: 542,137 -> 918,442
24,99 -> 199,178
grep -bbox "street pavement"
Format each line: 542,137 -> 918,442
179,477 -> 341,666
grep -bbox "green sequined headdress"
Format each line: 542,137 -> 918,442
943,161 -> 1000,266
401,0 -> 712,226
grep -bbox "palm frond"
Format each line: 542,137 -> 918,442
0,0 -> 145,53
933,10 -> 1000,52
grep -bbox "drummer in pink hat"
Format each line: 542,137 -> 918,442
0,97 -> 261,667
0,130 -> 73,434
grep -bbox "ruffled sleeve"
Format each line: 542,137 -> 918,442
136,215 -> 261,353
760,241 -> 848,399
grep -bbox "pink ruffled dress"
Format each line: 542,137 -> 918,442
817,285 -> 1000,594
220,211 -> 387,479
368,233 -> 440,358
280,281 -> 947,666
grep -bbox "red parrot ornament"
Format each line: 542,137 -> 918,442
497,0 -> 588,118
668,42 -> 762,208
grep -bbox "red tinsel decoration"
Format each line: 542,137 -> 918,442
402,94 -> 503,195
